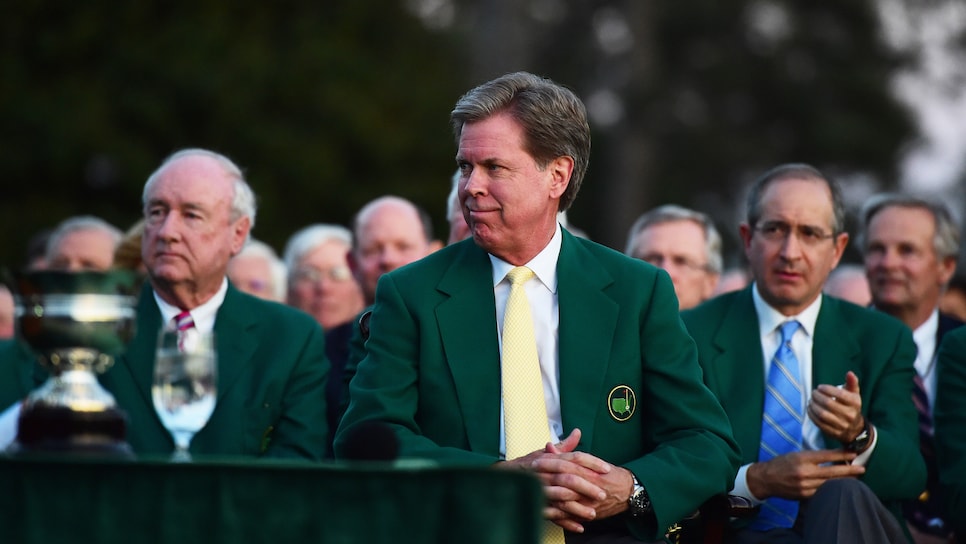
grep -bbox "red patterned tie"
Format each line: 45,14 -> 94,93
175,311 -> 194,350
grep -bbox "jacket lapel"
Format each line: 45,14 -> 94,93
811,296 -> 861,447
211,285 -> 259,403
711,288 -> 766,459
557,232 -> 617,448
436,242 -> 501,455
124,285 -> 163,410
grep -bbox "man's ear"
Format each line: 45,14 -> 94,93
939,255 -> 957,287
829,231 -> 850,270
229,217 -> 251,256
547,156 -> 574,200
738,223 -> 753,253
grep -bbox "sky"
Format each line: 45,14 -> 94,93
877,0 -> 966,193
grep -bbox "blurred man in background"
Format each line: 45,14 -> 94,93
45,215 -> 122,271
349,195 -> 442,305
625,204 -> 722,310
283,223 -> 365,452
823,263 -> 872,306
227,238 -> 287,302
0,286 -> 13,340
859,193 -> 962,543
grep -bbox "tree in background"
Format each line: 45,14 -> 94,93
2,0 -> 938,268
439,0 -> 915,261
1,2 -> 465,266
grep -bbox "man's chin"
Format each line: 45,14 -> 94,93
149,268 -> 187,286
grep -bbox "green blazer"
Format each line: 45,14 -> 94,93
681,287 -> 925,523
100,283 -> 330,460
335,231 -> 741,540
934,326 -> 966,532
0,339 -> 47,410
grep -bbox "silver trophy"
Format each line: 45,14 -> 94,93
10,269 -> 139,455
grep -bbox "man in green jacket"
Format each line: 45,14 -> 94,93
934,325 -> 966,535
100,148 -> 329,460
682,164 -> 924,543
336,71 -> 740,542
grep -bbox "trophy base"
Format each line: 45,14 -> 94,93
14,403 -> 133,458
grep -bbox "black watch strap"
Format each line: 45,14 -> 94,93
845,421 -> 872,452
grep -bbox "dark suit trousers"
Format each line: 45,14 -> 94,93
730,479 -> 907,544
567,533 -> 662,544
564,516 -> 663,543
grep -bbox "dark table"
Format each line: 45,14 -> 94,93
0,455 -> 544,544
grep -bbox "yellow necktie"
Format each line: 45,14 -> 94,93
502,266 -> 566,544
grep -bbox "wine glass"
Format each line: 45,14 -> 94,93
152,327 -> 217,461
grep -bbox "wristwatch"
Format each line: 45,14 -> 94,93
628,475 -> 652,517
845,421 -> 873,453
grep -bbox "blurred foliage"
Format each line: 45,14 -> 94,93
1,1 -> 465,266
452,0 -> 913,260
2,0 -> 919,268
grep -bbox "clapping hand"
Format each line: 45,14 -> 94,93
807,371 -> 866,445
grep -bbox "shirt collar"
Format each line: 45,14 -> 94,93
751,281 -> 823,338
912,308 -> 939,348
153,277 -> 228,333
489,222 -> 562,293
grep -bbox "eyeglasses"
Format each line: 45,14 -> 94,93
753,221 -> 836,246
292,265 -> 353,284
639,253 -> 711,273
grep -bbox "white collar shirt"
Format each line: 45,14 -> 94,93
491,223 -> 562,458
912,308 -> 939,410
153,278 -> 228,336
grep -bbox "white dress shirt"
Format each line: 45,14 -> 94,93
911,309 -> 939,417
491,223 -> 563,458
154,278 -> 227,336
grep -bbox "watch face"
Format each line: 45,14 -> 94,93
847,427 -> 870,451
630,486 -> 650,515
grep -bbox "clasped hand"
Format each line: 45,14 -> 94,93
499,428 -> 634,533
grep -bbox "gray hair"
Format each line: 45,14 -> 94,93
745,163 -> 846,235
859,193 -> 960,260
231,238 -> 288,301
282,224 -> 354,275
450,71 -> 591,212
624,205 -> 723,274
46,215 -> 123,261
143,148 -> 257,230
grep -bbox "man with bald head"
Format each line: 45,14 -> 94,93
100,148 -> 329,460
349,195 -> 442,305
336,195 -> 442,428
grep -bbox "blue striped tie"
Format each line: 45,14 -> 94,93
751,320 -> 804,530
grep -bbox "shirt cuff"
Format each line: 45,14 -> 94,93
732,463 -> 764,506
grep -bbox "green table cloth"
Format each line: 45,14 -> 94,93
0,455 -> 544,544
